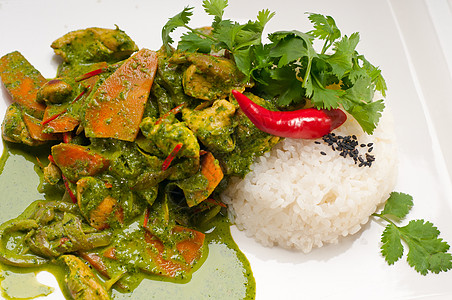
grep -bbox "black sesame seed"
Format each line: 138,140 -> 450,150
321,133 -> 376,167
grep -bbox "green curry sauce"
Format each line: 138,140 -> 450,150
0,142 -> 255,299
0,26 -> 281,300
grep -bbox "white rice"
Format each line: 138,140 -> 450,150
221,109 -> 398,253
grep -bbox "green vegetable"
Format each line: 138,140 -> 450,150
161,0 -> 387,134
373,192 -> 452,275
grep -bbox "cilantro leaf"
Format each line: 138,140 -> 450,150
269,37 -> 310,67
162,6 -> 194,53
256,9 -> 276,29
359,54 -> 387,97
202,0 -> 228,25
380,192 -> 413,220
374,192 -> 452,275
381,223 -> 404,265
232,48 -> 252,76
325,33 -> 360,79
347,99 -> 384,134
264,65 -> 305,106
214,20 -> 245,51
179,32 -> 214,53
310,83 -> 345,109
307,13 -> 341,53
400,220 -> 451,275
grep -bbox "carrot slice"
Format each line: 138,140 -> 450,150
84,48 -> 158,141
22,113 -> 60,141
185,151 -> 224,207
78,251 -> 110,278
173,225 -> 205,265
143,226 -> 205,278
86,195 -> 122,230
51,143 -> 110,182
0,51 -> 47,118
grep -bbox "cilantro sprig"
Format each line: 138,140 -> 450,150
373,192 -> 452,275
161,1 -> 387,134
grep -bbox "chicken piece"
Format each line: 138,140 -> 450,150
140,113 -> 200,180
1,103 -> 39,146
51,27 -> 138,63
183,99 -> 236,153
76,177 -> 126,230
60,255 -> 110,300
43,161 -> 62,185
170,52 -> 251,100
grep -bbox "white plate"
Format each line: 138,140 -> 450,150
1,0 -> 452,299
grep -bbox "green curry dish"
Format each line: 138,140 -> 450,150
0,21 -> 280,299
51,27 -> 139,64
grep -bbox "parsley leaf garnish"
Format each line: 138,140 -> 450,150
161,2 -> 387,133
373,192 -> 452,275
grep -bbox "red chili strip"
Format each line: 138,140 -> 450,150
206,198 -> 227,208
41,112 -> 63,126
49,154 -> 77,203
62,173 -> 77,203
41,87 -> 89,126
161,143 -> 183,171
63,132 -> 72,144
143,208 -> 150,228
155,103 -> 186,125
231,90 -> 347,139
75,68 -> 106,82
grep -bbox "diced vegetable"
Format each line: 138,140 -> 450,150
84,48 -> 158,141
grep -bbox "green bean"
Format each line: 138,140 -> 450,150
0,219 -> 48,267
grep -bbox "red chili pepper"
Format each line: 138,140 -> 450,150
231,90 -> 347,139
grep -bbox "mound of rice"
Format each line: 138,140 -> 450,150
221,110 -> 398,253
